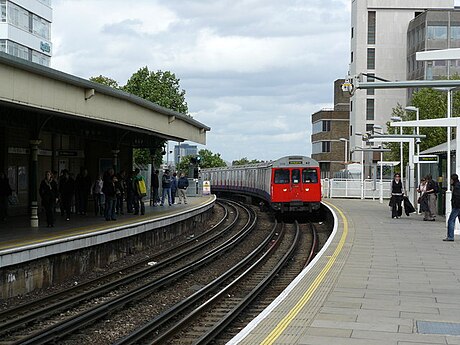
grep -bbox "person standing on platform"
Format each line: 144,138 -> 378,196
424,174 -> 437,221
161,169 -> 172,206
0,172 -> 12,221
445,174 -> 460,241
133,168 -> 146,215
170,172 -> 178,204
103,170 -> 117,221
125,170 -> 134,213
152,170 -> 160,206
92,175 -> 104,216
389,173 -> 404,219
39,171 -> 58,227
115,170 -> 126,215
177,172 -> 189,204
59,169 -> 75,221
75,168 -> 91,215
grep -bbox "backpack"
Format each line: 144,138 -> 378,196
136,178 -> 147,197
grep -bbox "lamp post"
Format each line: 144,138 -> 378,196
339,138 -> 349,164
355,132 -> 365,199
405,106 -> 420,209
391,116 -> 403,187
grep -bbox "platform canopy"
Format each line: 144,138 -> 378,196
0,52 -> 209,145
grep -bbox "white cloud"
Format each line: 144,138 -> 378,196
51,0 -> 351,162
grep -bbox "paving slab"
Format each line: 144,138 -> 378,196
229,199 -> 460,344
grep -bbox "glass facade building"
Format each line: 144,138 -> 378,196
407,10 -> 460,81
0,0 -> 52,66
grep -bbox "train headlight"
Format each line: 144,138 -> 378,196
283,188 -> 288,192
305,188 -> 309,192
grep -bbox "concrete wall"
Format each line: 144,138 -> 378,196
0,208 -> 213,298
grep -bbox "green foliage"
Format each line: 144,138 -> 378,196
89,75 -> 120,89
133,148 -> 151,166
197,149 -> 227,168
177,155 -> 192,175
385,84 -> 460,171
123,67 -> 189,115
232,157 -> 262,166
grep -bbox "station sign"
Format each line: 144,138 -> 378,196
414,155 -> 439,164
203,180 -> 211,195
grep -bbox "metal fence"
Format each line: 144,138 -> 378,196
322,178 -> 393,199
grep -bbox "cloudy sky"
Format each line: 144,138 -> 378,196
51,0 -> 351,163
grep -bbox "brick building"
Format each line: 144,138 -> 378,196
311,79 -> 350,178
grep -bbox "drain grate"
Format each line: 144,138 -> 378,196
417,321 -> 460,335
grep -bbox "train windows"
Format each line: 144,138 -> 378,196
274,169 -> 290,184
302,169 -> 318,183
291,169 -> 300,184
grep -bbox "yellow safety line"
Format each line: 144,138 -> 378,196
0,197 -> 213,251
260,201 -> 348,345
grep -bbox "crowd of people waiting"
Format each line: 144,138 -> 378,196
0,167 -> 190,228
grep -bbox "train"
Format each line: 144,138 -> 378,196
201,155 -> 322,212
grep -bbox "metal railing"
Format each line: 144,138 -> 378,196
322,178 -> 393,200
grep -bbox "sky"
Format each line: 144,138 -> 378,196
51,0 -> 351,163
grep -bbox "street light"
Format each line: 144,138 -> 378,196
339,138 -> 349,164
391,116 -> 404,187
355,132 -> 365,199
405,106 -> 420,202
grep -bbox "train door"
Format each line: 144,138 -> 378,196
291,169 -> 302,200
302,168 -> 320,201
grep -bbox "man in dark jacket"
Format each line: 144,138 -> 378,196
177,172 -> 189,204
59,169 -> 75,221
445,173 -> 460,241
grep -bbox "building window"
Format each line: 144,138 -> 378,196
1,0 -> 5,22
351,51 -> 353,63
367,48 -> 375,69
451,26 -> 460,40
368,11 -> 376,44
7,41 -> 29,60
366,124 -> 374,133
0,39 -> 5,53
32,14 -> 50,40
312,142 -> 331,154
350,100 -> 353,112
312,120 -> 331,134
367,73 -> 375,95
8,2 -> 30,32
427,25 -> 447,40
31,50 -> 50,66
366,99 -> 374,120
351,27 -> 354,39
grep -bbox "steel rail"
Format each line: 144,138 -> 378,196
9,201 -> 254,345
0,201 -> 233,337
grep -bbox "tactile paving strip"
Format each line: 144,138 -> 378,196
417,321 -> 460,335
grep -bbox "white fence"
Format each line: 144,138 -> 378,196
322,178 -> 393,199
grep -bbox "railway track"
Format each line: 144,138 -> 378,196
0,200 -> 327,345
115,219 -> 320,345
0,200 -> 250,344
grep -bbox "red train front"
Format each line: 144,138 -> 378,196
201,155 -> 321,213
270,156 -> 321,212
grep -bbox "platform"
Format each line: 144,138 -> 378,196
230,199 -> 460,344
0,195 -> 216,268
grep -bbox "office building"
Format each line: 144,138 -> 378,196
174,143 -> 198,165
0,0 -> 52,66
311,79 -> 350,178
349,0 -> 454,160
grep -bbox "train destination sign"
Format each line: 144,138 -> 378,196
414,155 -> 439,164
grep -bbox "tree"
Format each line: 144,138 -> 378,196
197,149 -> 227,169
121,67 -> 189,167
232,157 -> 262,166
123,67 -> 188,114
89,75 -> 120,89
385,85 -> 460,171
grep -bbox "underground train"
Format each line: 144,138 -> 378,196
201,155 -> 321,212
